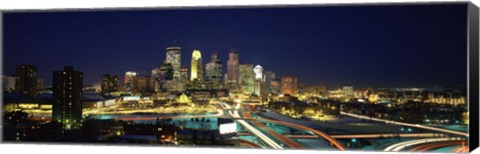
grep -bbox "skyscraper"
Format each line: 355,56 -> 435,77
264,71 -> 276,94
124,71 -> 138,92
253,65 -> 264,96
159,62 -> 174,80
281,76 -> 298,95
239,64 -> 254,94
190,49 -> 203,81
52,66 -> 83,130
227,50 -> 239,90
101,74 -> 119,95
15,65 -> 37,96
205,52 -> 223,89
165,47 -> 181,81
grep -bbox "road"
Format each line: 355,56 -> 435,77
408,140 -> 466,152
383,137 -> 463,152
243,111 -> 305,148
340,112 -> 468,137
229,103 -> 284,149
286,133 -> 444,139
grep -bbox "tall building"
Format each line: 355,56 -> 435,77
271,79 -> 282,95
227,50 -> 239,90
239,64 -> 254,94
264,71 -> 276,94
205,52 -> 223,89
181,66 -> 188,82
165,47 -> 182,81
124,71 -> 138,92
281,76 -> 298,95
159,62 -> 174,80
3,75 -> 16,92
190,49 -> 203,81
36,78 -> 45,92
253,65 -> 264,96
15,65 -> 37,95
135,76 -> 155,93
101,74 -> 119,94
52,66 -> 83,130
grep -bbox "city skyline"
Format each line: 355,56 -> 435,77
4,4 -> 467,89
2,3 -> 474,152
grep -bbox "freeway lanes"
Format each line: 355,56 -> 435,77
383,137 -> 463,152
340,112 -> 469,137
226,103 -> 284,149
243,111 -> 305,148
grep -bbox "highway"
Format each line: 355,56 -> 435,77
408,140 -> 465,152
286,133 -> 444,139
383,137 -> 463,152
243,111 -> 305,148
340,112 -> 468,137
226,103 -> 284,149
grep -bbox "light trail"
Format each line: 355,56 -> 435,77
340,112 -> 469,137
383,137 -> 462,152
452,146 -> 469,153
244,111 -> 305,149
230,103 -> 284,149
408,140 -> 465,152
286,133 -> 442,139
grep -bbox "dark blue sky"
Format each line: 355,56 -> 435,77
3,4 -> 468,89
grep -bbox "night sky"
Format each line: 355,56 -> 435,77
3,3 -> 468,89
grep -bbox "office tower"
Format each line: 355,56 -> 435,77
159,62 -> 174,80
227,50 -> 239,90
281,76 -> 298,95
271,79 -> 282,95
135,76 -> 155,93
190,49 -> 203,81
15,65 -> 37,95
36,78 -> 45,92
3,75 -> 16,92
253,65 -> 264,96
52,66 -> 83,130
101,74 -> 119,94
124,71 -> 138,92
205,52 -> 223,89
239,64 -> 254,94
165,47 -> 182,81
264,71 -> 276,94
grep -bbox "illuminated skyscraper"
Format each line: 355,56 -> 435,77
281,76 -> 298,95
206,52 -> 223,89
264,71 -> 276,94
227,50 -> 239,90
165,47 -> 181,81
52,66 -> 83,130
124,71 -> 138,92
101,74 -> 119,95
190,49 -> 203,81
15,65 -> 37,96
239,64 -> 254,94
253,65 -> 264,96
